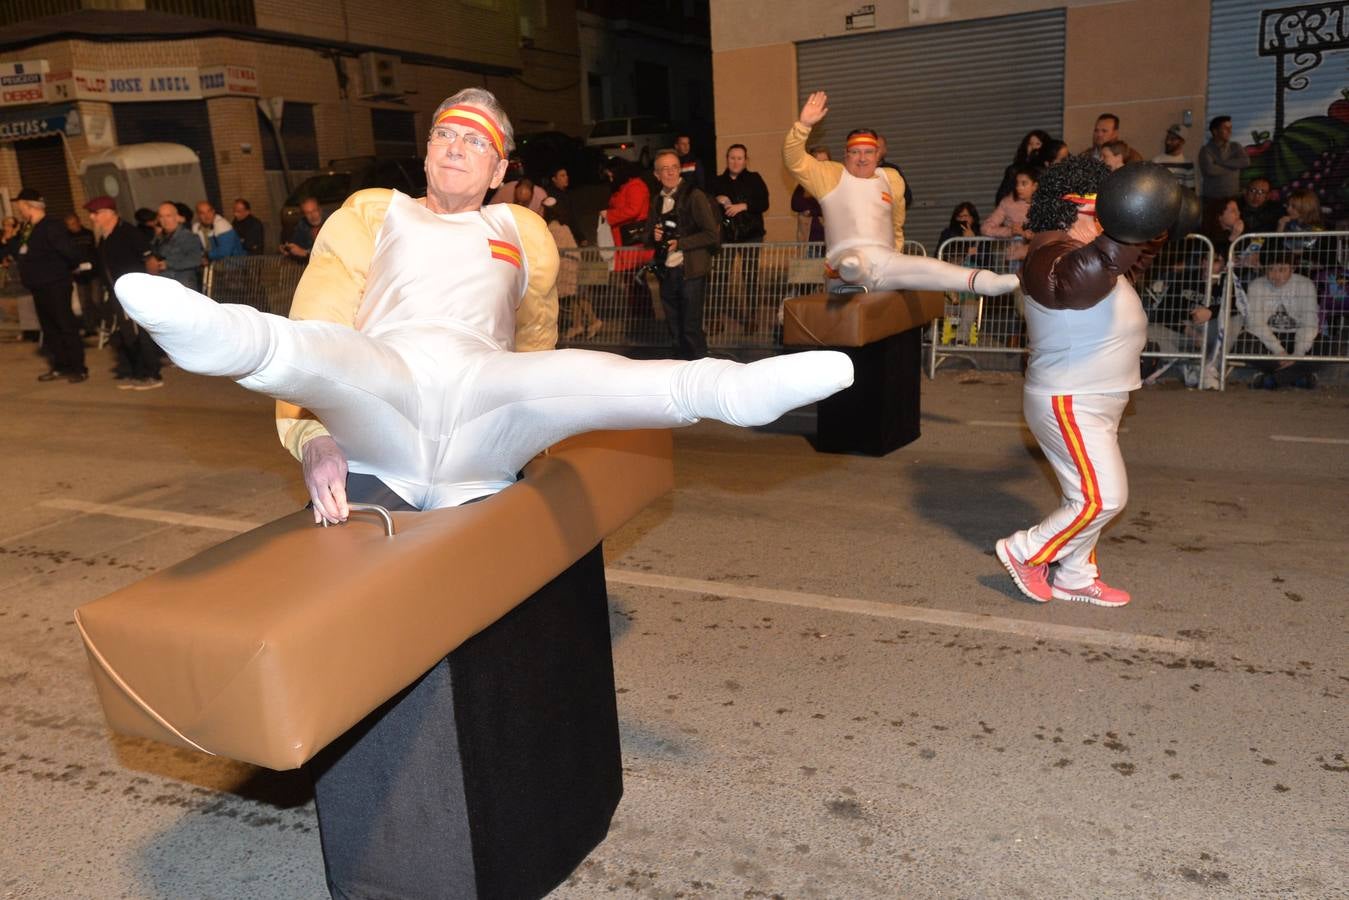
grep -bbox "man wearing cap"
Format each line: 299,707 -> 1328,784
1152,125 -> 1194,191
85,196 -> 161,390
784,90 -> 1020,295
14,188 -> 88,383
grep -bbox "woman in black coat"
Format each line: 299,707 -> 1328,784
708,144 -> 770,333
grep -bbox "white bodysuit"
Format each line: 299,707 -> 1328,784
782,121 -> 1019,296
115,191 -> 853,509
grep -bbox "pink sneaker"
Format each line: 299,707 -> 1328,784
1051,578 -> 1131,608
995,538 -> 1051,603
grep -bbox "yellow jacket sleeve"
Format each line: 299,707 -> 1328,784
783,121 -> 843,201
883,167 -> 907,249
274,189 -> 390,460
507,204 -> 560,352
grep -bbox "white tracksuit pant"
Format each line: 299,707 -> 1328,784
1003,391 -> 1129,588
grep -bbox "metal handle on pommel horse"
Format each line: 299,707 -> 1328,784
320,502 -> 396,537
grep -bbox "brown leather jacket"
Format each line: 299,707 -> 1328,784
1020,231 -> 1164,310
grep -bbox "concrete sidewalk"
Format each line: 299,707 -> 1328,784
1,340 -> 1345,898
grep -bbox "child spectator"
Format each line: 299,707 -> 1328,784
982,166 -> 1037,262
1243,252 -> 1320,388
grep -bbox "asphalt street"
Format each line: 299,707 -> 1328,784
1,338 -> 1345,899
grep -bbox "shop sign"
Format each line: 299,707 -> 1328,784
199,65 -> 260,97
0,103 -> 78,143
46,69 -> 109,102
0,60 -> 49,107
106,67 -> 201,101
46,65 -> 259,102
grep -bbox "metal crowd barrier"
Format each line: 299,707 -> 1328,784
928,236 -> 1028,378
929,234 -> 1223,387
203,255 -> 307,316
202,231 -> 1349,392
1139,234 -> 1216,388
561,240 -> 927,351
1218,231 -> 1349,389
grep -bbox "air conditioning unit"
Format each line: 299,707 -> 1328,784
359,52 -> 405,98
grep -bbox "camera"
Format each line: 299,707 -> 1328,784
654,216 -> 679,262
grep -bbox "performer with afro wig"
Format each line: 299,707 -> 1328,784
994,154 -> 1166,608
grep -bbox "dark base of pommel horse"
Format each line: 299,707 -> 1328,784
74,429 -> 675,900
783,290 -> 945,456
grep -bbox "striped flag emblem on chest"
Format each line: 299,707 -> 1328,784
487,238 -> 522,269
880,192 -> 892,205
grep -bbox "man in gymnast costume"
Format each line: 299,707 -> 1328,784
114,87 -> 851,898
784,91 -> 1021,296
993,155 -> 1164,608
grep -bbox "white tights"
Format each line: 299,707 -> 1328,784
835,245 -> 1021,296
115,274 -> 854,508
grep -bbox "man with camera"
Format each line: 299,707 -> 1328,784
648,148 -> 721,359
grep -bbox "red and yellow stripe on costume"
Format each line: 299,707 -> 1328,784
845,133 -> 879,151
1028,395 -> 1102,566
434,104 -> 506,158
1062,192 -> 1098,216
487,238 -> 522,269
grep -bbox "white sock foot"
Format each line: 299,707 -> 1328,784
837,254 -> 867,285
115,273 -> 275,378
672,352 -> 854,427
973,270 -> 1020,296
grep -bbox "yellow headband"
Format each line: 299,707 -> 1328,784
434,104 -> 506,157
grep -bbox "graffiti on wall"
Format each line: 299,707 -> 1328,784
1241,3 -> 1349,218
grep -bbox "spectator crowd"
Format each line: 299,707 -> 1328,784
4,107 -> 1345,388
930,113 -> 1346,389
1,188 -> 327,391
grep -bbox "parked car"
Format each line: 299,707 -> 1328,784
584,116 -> 672,168
279,156 -> 426,238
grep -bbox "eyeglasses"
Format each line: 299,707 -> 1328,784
427,127 -> 494,156
844,147 -> 877,157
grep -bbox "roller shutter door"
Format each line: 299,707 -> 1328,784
16,134 -> 75,218
796,9 -> 1064,249
114,101 -> 221,208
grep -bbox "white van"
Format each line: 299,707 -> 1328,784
585,116 -> 672,168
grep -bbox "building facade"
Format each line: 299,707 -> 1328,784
0,0 -> 583,242
710,0 -> 1214,244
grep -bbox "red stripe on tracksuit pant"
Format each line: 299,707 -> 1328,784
1006,392 -> 1129,589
